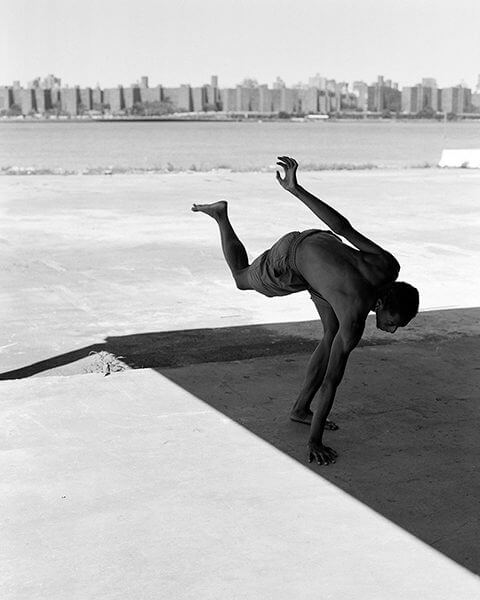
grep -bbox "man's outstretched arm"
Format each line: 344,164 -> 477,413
307,318 -> 365,465
276,156 -> 391,258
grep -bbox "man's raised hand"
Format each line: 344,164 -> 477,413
276,156 -> 299,192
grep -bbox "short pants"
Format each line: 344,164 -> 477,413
246,229 -> 341,301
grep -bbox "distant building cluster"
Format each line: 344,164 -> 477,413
1,73 -> 480,118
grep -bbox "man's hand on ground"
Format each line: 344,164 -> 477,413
276,156 -> 299,192
308,442 -> 338,465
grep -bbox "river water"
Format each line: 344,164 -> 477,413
1,119 -> 479,173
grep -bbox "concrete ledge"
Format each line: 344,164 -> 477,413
439,148 -> 480,168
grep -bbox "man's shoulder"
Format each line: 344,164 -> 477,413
362,249 -> 400,278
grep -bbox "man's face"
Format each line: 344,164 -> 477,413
376,308 -> 402,333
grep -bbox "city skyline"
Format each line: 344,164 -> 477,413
2,72 -> 477,118
2,0 -> 480,90
5,72 -> 478,94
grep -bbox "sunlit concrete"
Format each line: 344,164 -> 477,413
1,370 -> 479,599
0,169 -> 479,374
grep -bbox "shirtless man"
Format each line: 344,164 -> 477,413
192,156 -> 419,465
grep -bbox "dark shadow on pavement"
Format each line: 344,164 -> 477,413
1,308 -> 479,575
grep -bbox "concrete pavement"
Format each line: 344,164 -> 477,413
1,368 -> 479,599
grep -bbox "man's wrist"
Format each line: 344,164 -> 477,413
289,183 -> 302,196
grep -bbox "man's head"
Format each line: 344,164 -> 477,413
375,282 -> 419,333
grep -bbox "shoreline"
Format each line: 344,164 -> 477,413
0,163 -> 440,176
2,115 -> 480,124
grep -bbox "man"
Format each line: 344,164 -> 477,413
192,156 -> 419,465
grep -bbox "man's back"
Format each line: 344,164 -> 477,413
295,231 -> 399,318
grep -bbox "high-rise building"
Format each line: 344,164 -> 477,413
271,89 -> 282,112
249,88 -> 260,112
178,85 -> 192,111
92,87 -> 104,109
21,89 -> 36,114
401,86 -> 419,113
163,87 -> 180,108
422,78 -> 437,89
43,74 -> 61,89
280,88 -> 300,114
317,91 -> 328,114
353,81 -> 368,111
140,85 -> 163,104
258,85 -> 272,112
35,88 -> 52,113
60,87 -> 80,115
124,86 -> 141,110
272,77 -> 285,90
308,74 -> 327,90
191,87 -> 206,112
441,86 -> 471,114
220,88 -> 237,112
471,92 -> 480,112
236,85 -> 250,112
80,88 -> 93,111
383,87 -> 401,112
0,87 -> 13,111
301,87 -> 319,113
103,86 -> 124,113
140,76 -> 149,88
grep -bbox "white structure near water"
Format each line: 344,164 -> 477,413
439,148 -> 480,168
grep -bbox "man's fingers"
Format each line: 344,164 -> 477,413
277,156 -> 296,168
277,156 -> 292,167
276,170 -> 282,180
326,447 -> 338,459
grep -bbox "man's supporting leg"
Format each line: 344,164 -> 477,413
290,297 -> 339,427
192,201 -> 252,289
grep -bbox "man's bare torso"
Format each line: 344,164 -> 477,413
296,232 -> 400,316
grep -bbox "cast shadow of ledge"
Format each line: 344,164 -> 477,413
1,308 -> 479,575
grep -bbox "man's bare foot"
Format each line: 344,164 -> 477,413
290,409 -> 313,425
191,200 -> 227,219
290,410 -> 338,430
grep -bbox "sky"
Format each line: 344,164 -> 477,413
2,0 -> 479,90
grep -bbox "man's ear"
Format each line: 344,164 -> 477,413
374,298 -> 383,311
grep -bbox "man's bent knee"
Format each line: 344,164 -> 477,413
234,269 -> 252,290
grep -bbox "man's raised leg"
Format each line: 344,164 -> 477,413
192,201 -> 252,289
